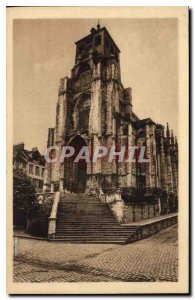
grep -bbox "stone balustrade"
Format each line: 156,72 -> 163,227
48,191 -> 60,239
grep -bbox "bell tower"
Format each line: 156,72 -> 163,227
75,24 -> 120,65
44,24 -> 133,193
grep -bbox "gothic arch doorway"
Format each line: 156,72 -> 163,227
64,135 -> 87,193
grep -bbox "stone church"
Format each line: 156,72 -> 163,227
43,24 -> 178,214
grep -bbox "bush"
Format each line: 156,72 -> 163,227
121,187 -> 158,204
13,169 -> 36,227
27,217 -> 48,237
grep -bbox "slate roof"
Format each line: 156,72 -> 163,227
13,144 -> 45,166
132,118 -> 156,129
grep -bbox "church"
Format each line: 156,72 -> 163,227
43,24 -> 178,219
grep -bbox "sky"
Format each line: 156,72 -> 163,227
13,18 -> 178,154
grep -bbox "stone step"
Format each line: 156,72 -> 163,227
56,228 -> 136,234
57,217 -> 116,220
55,233 -> 136,237
52,193 -> 139,243
58,209 -> 112,214
57,224 -> 138,232
57,219 -> 118,226
59,200 -> 102,203
57,225 -> 119,227
54,235 -> 133,240
56,227 -> 127,231
59,198 -> 100,203
58,211 -> 112,214
50,239 -> 128,244
57,219 -> 117,222
59,212 -> 110,214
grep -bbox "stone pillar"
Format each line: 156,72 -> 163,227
160,137 -> 167,192
51,183 -> 54,192
166,146 -> 174,193
88,63 -> 102,192
117,127 -> 127,188
43,168 -> 49,192
151,125 -> 157,188
156,151 -> 161,188
106,81 -> 113,135
145,124 -> 152,189
89,63 -> 102,136
124,88 -> 132,120
113,82 -> 120,114
51,77 -> 68,191
43,128 -> 55,192
126,124 -> 133,187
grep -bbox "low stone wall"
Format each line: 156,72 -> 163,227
123,203 -> 159,223
135,214 -> 178,240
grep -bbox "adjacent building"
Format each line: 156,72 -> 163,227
13,143 -> 45,192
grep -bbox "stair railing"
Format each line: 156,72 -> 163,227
48,191 -> 60,239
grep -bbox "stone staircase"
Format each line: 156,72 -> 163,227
53,193 -> 140,244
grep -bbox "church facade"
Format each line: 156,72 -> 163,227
43,25 -> 178,213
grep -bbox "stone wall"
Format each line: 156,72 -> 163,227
123,203 -> 159,223
138,214 -> 178,239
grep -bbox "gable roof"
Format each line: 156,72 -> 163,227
13,145 -> 45,166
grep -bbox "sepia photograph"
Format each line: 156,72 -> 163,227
7,6 -> 189,294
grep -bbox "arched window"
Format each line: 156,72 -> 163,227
137,129 -> 145,139
77,63 -> 91,76
73,93 -> 90,130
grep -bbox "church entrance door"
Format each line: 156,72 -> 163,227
65,135 -> 87,193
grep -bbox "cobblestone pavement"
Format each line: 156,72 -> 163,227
14,225 -> 178,282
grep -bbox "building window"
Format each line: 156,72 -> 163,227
29,164 -> 33,174
39,180 -> 43,189
137,129 -> 145,138
111,44 -> 114,55
105,37 -> 109,49
42,168 -> 45,177
35,166 -> 40,176
77,63 -> 91,76
78,108 -> 90,129
95,35 -> 101,46
85,36 -> 93,44
33,178 -> 39,188
137,175 -> 146,191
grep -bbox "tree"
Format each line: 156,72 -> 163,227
13,168 -> 36,227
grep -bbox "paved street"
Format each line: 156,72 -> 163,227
13,225 -> 178,282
